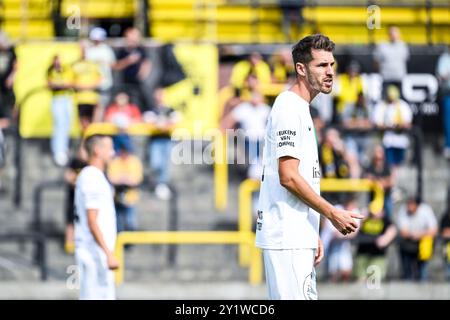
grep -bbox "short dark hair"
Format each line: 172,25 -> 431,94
84,134 -> 109,157
292,34 -> 335,66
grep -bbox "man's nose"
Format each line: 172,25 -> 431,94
326,65 -> 334,76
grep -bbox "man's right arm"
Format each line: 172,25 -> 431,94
278,156 -> 363,235
87,209 -> 119,270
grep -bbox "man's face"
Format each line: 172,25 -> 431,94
297,49 -> 335,94
389,27 -> 400,42
96,137 -> 115,163
407,201 -> 418,215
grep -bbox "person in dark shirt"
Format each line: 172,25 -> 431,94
63,144 -> 88,254
0,33 -> 17,189
354,206 -> 397,282
440,190 -> 450,281
114,27 -> 152,112
364,145 -> 394,219
0,32 -> 17,124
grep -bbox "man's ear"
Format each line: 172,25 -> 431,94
295,62 -> 306,77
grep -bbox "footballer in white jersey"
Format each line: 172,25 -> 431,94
255,34 -> 363,300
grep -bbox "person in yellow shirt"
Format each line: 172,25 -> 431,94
72,44 -> 102,131
107,140 -> 143,233
47,54 -> 74,167
335,61 -> 364,117
230,52 -> 271,91
219,72 -> 259,120
270,48 -> 296,84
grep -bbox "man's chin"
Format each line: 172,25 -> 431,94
321,87 -> 333,94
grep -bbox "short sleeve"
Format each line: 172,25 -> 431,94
440,214 -> 450,230
106,47 -> 117,64
403,44 -> 410,61
373,44 -> 382,63
401,100 -> 413,123
116,48 -> 126,60
423,205 -> 437,229
371,102 -> 384,126
272,104 -> 302,160
231,103 -> 248,122
81,172 -> 103,210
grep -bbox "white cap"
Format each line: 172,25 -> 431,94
89,27 -> 107,41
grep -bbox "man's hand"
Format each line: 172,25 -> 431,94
107,253 -> 120,270
330,208 -> 363,236
314,237 -> 324,266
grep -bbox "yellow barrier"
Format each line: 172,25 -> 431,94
114,231 -> 262,285
238,178 -> 261,266
214,133 -> 228,211
83,122 -> 172,138
238,178 -> 385,266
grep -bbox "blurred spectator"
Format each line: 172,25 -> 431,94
373,26 -> 409,98
72,43 -> 102,131
436,45 -> 450,159
321,195 -> 359,282
47,54 -> 74,167
364,145 -> 394,219
372,85 -> 412,181
221,91 -> 270,180
310,106 -> 325,145
354,206 -> 397,282
335,60 -> 365,118
270,48 -> 295,84
107,141 -> 143,233
341,95 -> 372,167
74,135 -> 118,299
104,92 -> 142,153
143,88 -> 180,200
0,34 -> 14,190
311,92 -> 333,125
63,143 -> 88,254
86,27 -> 116,120
397,197 -> 438,281
220,72 -> 259,119
0,33 -> 14,187
319,128 -> 359,179
230,52 -> 271,91
114,27 -> 152,112
278,0 -> 305,42
439,190 -> 450,281
0,32 -> 17,127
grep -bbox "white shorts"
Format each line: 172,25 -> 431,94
263,249 -> 318,300
75,246 -> 116,300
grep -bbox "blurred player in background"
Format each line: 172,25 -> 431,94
255,34 -> 363,300
74,135 -> 119,299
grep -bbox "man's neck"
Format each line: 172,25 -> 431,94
289,78 -> 318,104
89,157 -> 105,171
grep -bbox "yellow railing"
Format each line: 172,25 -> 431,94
237,178 -> 385,266
83,122 -> 171,138
114,231 -> 263,285
238,178 -> 260,266
214,133 -> 228,211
